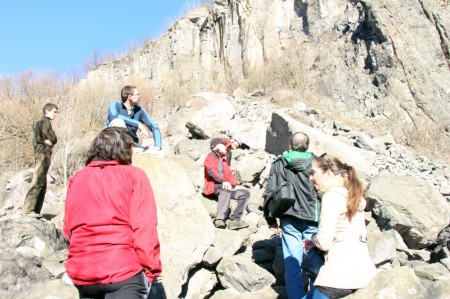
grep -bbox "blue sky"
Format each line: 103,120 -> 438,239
0,1 -> 192,76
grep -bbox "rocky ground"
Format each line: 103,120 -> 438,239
0,91 -> 449,298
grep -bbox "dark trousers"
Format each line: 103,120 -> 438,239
215,187 -> 250,221
75,272 -> 151,299
23,152 -> 51,214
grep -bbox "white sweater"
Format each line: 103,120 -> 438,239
314,187 -> 376,289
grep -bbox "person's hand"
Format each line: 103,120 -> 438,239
44,139 -> 53,146
222,181 -> 232,190
138,124 -> 149,139
269,223 -> 281,235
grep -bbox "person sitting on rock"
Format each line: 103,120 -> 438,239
106,85 -> 162,152
225,135 -> 244,166
203,136 -> 250,230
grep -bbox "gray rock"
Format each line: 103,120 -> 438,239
350,267 -> 427,299
8,279 -> 78,299
366,174 -> 450,249
185,268 -> 218,299
233,286 -> 287,299
174,139 -> 208,161
133,154 -> 215,299
413,262 -> 450,281
217,255 -> 276,293
367,230 -> 397,265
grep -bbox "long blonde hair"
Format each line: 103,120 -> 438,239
315,155 -> 363,220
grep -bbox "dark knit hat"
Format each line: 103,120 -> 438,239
210,137 -> 226,149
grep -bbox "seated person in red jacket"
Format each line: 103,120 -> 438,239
63,127 -> 161,299
203,137 -> 250,230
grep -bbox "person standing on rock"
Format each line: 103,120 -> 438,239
106,85 -> 162,151
263,132 -> 320,299
63,127 -> 161,299
303,154 -> 376,299
203,136 -> 250,230
22,103 -> 59,218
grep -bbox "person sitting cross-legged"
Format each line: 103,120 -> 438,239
203,137 -> 250,230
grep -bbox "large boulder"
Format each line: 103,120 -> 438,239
133,154 -> 215,299
184,92 -> 236,139
265,111 -> 376,178
349,267 -> 426,298
366,174 -> 450,249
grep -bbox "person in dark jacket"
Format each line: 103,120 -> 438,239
106,85 -> 162,150
203,137 -> 250,230
263,132 -> 320,299
22,103 -> 59,218
64,127 -> 161,299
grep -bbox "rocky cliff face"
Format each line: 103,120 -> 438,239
85,0 -> 450,155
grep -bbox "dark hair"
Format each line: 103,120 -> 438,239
290,132 -> 309,152
121,85 -> 137,102
85,127 -> 134,165
42,103 -> 58,115
315,155 -> 363,220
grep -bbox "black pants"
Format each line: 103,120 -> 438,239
75,272 -> 151,299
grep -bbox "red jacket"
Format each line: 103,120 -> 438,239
63,160 -> 161,285
203,151 -> 239,195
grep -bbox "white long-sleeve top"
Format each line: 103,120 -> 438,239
314,187 -> 376,289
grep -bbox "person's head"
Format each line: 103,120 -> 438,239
310,154 -> 363,220
42,103 -> 59,120
121,85 -> 140,105
85,127 -> 134,165
290,132 -> 309,152
210,137 -> 227,154
230,136 -> 243,149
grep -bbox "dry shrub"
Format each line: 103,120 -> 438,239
241,45 -> 309,106
0,71 -> 131,186
0,71 -> 73,172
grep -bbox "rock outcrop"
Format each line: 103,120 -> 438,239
84,0 -> 450,153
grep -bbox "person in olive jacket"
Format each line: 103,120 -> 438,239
22,103 -> 58,218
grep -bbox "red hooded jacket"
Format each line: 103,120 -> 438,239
203,151 -> 239,195
63,160 -> 161,285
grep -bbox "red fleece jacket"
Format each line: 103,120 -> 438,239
63,160 -> 161,285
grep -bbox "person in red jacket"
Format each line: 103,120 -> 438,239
63,127 -> 161,299
203,137 -> 250,230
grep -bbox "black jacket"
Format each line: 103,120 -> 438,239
263,151 -> 320,225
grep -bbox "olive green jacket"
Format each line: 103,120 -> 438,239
32,116 -> 57,155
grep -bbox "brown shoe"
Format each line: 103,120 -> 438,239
214,219 -> 226,229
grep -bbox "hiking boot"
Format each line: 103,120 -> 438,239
22,211 -> 42,218
214,219 -> 226,229
227,220 -> 249,230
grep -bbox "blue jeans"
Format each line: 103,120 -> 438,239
282,217 -> 319,299
301,288 -> 329,299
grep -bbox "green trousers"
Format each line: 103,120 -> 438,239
23,152 -> 51,214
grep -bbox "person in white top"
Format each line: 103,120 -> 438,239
303,154 -> 377,299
